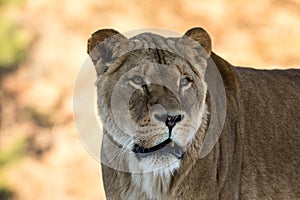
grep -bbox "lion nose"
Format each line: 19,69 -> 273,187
154,114 -> 184,130
165,114 -> 183,128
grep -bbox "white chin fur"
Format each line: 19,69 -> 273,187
129,153 -> 181,174
142,155 -> 181,175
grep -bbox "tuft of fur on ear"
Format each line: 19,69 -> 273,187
87,29 -> 127,75
184,27 -> 212,58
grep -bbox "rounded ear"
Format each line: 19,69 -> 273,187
184,27 -> 212,57
87,29 -> 120,54
87,29 -> 127,75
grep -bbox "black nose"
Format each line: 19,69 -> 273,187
154,114 -> 183,130
165,115 -> 183,128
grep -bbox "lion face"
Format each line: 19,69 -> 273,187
89,28 -> 211,173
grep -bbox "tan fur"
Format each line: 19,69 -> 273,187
88,27 -> 300,200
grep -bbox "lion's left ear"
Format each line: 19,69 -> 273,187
184,27 -> 212,58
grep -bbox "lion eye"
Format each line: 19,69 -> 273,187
131,76 -> 145,86
180,77 -> 192,87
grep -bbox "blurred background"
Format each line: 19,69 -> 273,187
0,0 -> 299,199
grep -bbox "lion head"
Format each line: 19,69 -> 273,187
88,28 -> 211,174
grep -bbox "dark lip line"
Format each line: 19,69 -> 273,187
133,138 -> 172,154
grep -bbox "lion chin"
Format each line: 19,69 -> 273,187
131,153 -> 181,175
131,139 -> 183,172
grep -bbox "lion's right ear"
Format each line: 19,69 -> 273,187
87,29 -> 128,75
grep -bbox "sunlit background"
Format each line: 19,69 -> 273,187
0,0 -> 300,199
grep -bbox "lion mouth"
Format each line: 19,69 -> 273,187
133,138 -> 185,159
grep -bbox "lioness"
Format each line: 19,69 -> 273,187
87,27 -> 300,200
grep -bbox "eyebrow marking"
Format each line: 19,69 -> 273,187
175,64 -> 184,75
